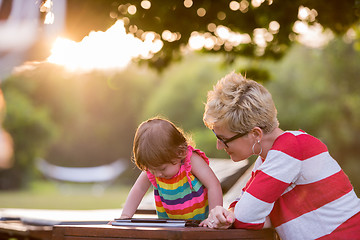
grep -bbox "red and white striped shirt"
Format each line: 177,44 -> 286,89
230,130 -> 360,240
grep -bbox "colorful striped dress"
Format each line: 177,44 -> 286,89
147,145 -> 209,220
230,130 -> 360,240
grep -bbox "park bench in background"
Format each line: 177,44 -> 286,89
36,158 -> 127,195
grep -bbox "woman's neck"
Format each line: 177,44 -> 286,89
260,127 -> 284,159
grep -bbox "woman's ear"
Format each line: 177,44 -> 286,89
250,127 -> 263,140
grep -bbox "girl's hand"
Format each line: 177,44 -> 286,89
200,206 -> 235,229
107,214 -> 132,225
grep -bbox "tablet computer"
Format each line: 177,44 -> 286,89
112,218 -> 201,227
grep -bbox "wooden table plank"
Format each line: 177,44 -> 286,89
0,221 -> 52,240
52,224 -> 277,240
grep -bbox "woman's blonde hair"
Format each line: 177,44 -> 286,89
203,72 -> 279,134
133,117 -> 189,171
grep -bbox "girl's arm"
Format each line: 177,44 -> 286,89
190,153 -> 223,211
120,171 -> 151,218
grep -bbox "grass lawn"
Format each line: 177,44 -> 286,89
0,180 -> 131,210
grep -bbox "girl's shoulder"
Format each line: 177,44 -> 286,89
146,171 -> 157,187
182,146 -> 209,174
186,145 -> 209,165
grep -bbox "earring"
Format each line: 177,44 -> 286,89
252,140 -> 262,155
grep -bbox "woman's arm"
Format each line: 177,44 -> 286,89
120,171 -> 151,218
190,153 -> 223,211
199,206 -> 235,229
232,144 -> 301,229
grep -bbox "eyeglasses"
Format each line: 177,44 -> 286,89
212,129 -> 248,148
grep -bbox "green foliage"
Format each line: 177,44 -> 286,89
142,54 -> 218,127
191,128 -> 228,159
56,1 -> 360,71
2,88 -> 56,166
1,74 -> 58,188
1,63 -> 158,189
64,0 -> 117,41
266,38 -> 360,194
34,64 -> 157,167
110,0 -> 359,70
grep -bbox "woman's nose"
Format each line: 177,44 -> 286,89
217,139 -> 225,150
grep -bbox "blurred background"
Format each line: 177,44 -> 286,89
0,0 -> 359,210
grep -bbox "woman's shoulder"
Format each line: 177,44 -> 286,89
271,130 -> 328,160
276,130 -> 325,145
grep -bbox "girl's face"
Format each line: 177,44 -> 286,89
148,159 -> 181,179
213,125 -> 253,162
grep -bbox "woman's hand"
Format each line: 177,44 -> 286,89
200,206 -> 235,229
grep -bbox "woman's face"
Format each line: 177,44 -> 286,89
212,125 -> 253,162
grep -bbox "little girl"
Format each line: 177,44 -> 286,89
120,117 -> 223,220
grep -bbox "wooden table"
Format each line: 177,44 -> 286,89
0,220 -> 52,240
52,224 -> 277,240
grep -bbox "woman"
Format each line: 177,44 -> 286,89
200,72 -> 360,240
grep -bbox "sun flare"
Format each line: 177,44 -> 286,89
47,20 -> 163,72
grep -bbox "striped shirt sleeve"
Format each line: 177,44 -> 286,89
233,132 -> 304,229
